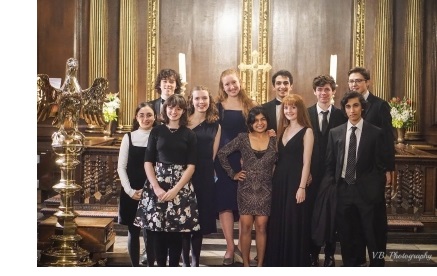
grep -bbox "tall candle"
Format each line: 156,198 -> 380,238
330,54 -> 337,82
179,53 -> 187,83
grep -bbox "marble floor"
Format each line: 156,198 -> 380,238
104,233 -> 437,267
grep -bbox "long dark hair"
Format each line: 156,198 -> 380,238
161,94 -> 189,126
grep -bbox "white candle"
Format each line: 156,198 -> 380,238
330,54 -> 337,82
179,53 -> 187,83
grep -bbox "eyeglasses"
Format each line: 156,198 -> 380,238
348,79 -> 366,84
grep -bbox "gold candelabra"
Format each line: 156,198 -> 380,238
38,58 -> 94,266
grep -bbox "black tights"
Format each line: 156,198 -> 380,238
144,229 -> 156,266
153,231 -> 182,267
181,232 -> 203,267
127,224 -> 141,266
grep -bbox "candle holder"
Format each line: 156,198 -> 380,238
38,58 -> 94,267
180,81 -> 188,96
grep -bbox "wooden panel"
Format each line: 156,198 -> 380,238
37,0 -> 76,79
159,0 -> 241,98
269,0 -> 353,106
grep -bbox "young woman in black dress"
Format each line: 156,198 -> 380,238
117,102 -> 156,266
134,94 -> 200,267
182,86 -> 221,266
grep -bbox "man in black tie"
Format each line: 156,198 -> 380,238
148,68 -> 183,125
262,70 -> 293,132
348,67 -> 393,266
307,75 -> 347,266
324,91 -> 386,266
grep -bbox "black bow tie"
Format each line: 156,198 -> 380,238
161,98 -> 165,104
275,99 -> 282,105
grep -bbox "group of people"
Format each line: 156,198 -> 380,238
117,66 -> 394,267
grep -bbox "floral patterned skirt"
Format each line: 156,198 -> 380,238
133,162 -> 200,232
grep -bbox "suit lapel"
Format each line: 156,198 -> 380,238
338,125 -> 347,169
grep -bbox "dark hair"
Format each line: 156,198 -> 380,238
340,91 -> 367,116
312,75 -> 336,91
348,67 -> 370,80
131,102 -> 156,131
187,85 -> 219,123
272,70 -> 293,85
154,68 -> 182,94
161,94 -> 188,126
246,106 -> 270,132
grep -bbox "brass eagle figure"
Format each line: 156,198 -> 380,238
37,57 -> 109,130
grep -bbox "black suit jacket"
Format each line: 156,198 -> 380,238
262,99 -> 278,132
324,120 -> 386,203
149,97 -> 164,124
307,104 -> 347,187
364,92 -> 395,171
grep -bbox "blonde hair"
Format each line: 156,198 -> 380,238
216,68 -> 255,119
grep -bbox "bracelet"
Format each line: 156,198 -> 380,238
299,186 -> 306,189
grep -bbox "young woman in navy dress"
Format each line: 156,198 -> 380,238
182,85 -> 221,266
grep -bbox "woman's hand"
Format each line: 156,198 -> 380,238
132,189 -> 143,200
153,186 -> 166,201
162,187 -> 179,201
233,170 -> 247,181
296,187 -> 306,204
267,129 -> 276,137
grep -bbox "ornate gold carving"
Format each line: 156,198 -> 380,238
89,0 -> 108,86
352,0 -> 365,67
238,50 -> 272,101
258,0 -> 270,103
240,0 -> 253,93
118,0 -> 138,132
147,0 -> 159,102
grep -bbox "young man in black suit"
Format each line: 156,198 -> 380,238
307,75 -> 347,267
262,70 -> 293,132
324,91 -> 387,266
348,67 -> 393,266
149,68 -> 182,124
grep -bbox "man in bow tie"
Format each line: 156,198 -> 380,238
262,70 -> 293,132
149,68 -> 183,125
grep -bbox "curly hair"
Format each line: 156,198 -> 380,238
154,68 -> 182,94
161,94 -> 188,126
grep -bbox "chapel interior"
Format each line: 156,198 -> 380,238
36,0 -> 437,267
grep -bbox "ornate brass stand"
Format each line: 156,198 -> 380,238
38,58 -> 95,266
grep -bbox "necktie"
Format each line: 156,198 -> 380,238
345,126 -> 357,185
275,99 -> 282,105
321,110 -> 329,134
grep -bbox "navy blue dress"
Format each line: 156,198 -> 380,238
214,103 -> 248,220
191,121 -> 219,235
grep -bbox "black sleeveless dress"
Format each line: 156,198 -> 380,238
265,127 -> 311,267
118,133 -> 147,225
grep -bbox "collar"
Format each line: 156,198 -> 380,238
316,104 -> 332,114
347,118 -> 364,132
362,90 -> 370,100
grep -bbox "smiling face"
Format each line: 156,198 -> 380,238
251,113 -> 268,133
191,89 -> 210,113
221,73 -> 241,98
273,75 -> 292,100
166,104 -> 184,122
284,104 -> 298,121
136,105 -> 155,130
314,83 -> 335,105
160,76 -> 177,99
